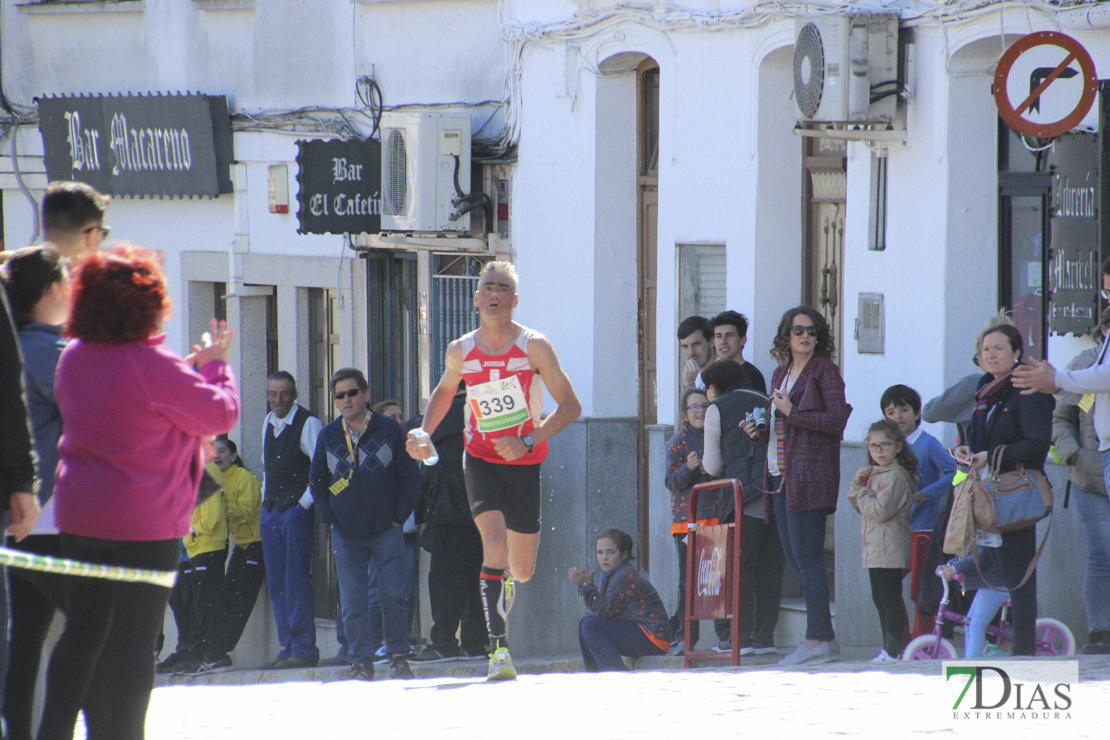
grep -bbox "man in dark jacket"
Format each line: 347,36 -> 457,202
310,368 -> 420,680
410,382 -> 487,662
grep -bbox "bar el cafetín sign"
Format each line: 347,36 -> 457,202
296,138 -> 381,235
37,94 -> 233,197
1049,132 -> 1101,337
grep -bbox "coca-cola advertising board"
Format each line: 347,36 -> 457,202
689,524 -> 731,619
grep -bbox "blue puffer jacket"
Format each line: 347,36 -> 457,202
310,411 -> 421,540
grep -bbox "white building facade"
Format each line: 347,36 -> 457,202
2,0 -> 1106,660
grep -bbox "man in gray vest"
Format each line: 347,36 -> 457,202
260,371 -> 323,668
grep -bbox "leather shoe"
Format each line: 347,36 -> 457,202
274,656 -> 318,670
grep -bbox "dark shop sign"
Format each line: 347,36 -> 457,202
296,138 -> 381,235
36,93 -> 233,198
1049,132 -> 1100,337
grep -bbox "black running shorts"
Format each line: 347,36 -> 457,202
463,452 -> 542,535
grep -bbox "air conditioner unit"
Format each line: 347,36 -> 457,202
381,112 -> 472,232
794,13 -> 899,123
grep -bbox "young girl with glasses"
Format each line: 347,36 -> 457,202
849,419 -> 918,662
663,388 -> 716,652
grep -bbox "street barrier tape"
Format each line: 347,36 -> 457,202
0,546 -> 178,588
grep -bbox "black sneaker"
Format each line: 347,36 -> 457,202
181,655 -> 233,676
1083,634 -> 1110,655
156,651 -> 192,675
346,662 -> 375,681
411,647 -> 454,663
389,654 -> 415,679
712,641 -> 732,654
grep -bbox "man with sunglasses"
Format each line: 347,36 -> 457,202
311,368 -> 421,681
407,261 -> 581,681
259,370 -> 324,669
41,181 -> 110,257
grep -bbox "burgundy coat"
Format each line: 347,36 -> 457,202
762,354 -> 852,514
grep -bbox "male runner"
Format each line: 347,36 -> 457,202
407,261 -> 581,680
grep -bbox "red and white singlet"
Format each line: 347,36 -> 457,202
459,326 -> 547,465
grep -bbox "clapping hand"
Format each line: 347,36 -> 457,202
187,319 -> 234,368
686,450 -> 702,471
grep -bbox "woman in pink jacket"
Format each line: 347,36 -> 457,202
38,246 -> 239,740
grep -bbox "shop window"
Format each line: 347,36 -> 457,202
676,243 -> 726,326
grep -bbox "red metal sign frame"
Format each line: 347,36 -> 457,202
992,31 -> 1097,139
683,479 -> 743,668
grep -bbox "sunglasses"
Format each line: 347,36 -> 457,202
686,403 -> 708,412
333,389 -> 363,400
790,325 -> 819,337
83,225 -> 111,239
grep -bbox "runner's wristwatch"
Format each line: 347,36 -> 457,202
522,435 -> 535,453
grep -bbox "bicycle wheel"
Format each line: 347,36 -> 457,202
1034,618 -> 1076,657
902,635 -> 957,661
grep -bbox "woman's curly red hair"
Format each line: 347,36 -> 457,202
66,244 -> 170,344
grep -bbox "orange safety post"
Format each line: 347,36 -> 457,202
683,479 -> 743,669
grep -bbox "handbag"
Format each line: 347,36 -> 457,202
943,468 -> 977,557
797,376 -> 825,412
972,445 -> 1053,534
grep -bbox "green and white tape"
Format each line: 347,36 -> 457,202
0,546 -> 178,588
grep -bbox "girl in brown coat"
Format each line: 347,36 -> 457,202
849,419 -> 917,661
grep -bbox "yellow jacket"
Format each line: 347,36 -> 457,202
223,464 -> 263,547
184,462 -> 229,559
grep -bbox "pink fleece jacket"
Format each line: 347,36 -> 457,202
54,335 -> 240,541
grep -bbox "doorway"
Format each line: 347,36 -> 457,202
802,137 -> 847,361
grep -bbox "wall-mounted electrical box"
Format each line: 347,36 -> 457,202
856,292 -> 884,354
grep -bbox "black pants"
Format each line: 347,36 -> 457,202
427,524 -> 486,655
219,541 -> 264,655
4,535 -> 68,740
671,534 -> 699,647
869,567 -> 906,656
37,535 -> 180,740
189,548 -> 228,660
167,560 -> 198,656
722,514 -> 785,647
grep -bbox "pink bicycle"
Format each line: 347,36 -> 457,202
901,567 -> 1075,660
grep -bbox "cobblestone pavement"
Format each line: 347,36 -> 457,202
130,653 -> 1109,738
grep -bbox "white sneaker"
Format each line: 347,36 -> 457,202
871,649 -> 894,663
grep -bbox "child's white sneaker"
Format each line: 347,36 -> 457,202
871,649 -> 895,663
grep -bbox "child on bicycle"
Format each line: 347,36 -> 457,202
849,419 -> 917,662
937,566 -> 1011,657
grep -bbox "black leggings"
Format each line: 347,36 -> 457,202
37,534 -> 180,740
869,568 -> 906,656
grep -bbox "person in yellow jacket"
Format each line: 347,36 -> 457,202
175,460 -> 231,675
213,436 -> 265,661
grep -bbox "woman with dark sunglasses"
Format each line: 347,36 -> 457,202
742,306 -> 851,665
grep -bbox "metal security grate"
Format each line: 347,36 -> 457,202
384,128 -> 407,216
431,255 -> 489,383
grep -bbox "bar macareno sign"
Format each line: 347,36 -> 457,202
36,93 -> 233,198
296,139 -> 381,235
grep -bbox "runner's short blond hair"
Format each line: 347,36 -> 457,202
479,260 -> 518,292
